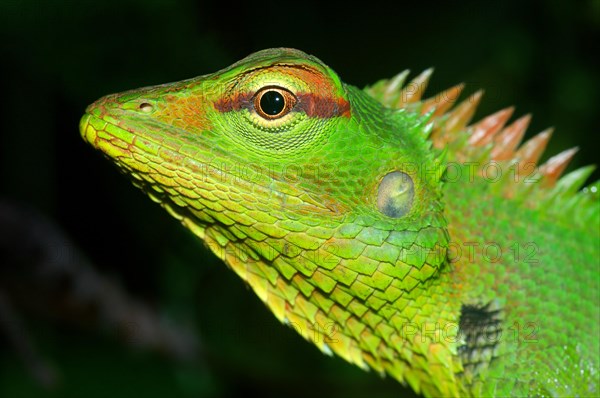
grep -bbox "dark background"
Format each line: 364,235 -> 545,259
0,0 -> 598,397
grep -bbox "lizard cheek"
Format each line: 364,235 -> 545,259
376,171 -> 415,218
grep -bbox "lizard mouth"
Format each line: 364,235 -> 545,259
79,112 -> 145,173
79,86 -> 206,179
79,111 -> 319,207
80,112 -> 133,152
80,86 -> 169,148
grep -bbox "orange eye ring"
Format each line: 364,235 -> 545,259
254,87 -> 297,120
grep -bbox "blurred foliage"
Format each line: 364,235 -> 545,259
0,0 -> 597,397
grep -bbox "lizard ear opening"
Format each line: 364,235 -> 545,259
376,171 -> 414,218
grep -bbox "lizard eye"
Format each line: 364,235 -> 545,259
254,87 -> 296,120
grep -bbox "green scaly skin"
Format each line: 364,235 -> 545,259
80,48 -> 599,397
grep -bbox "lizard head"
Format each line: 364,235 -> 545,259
81,47 -> 446,241
81,48 -> 453,382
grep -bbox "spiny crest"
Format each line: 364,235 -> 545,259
365,70 -> 599,227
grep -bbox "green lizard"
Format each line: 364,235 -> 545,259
80,48 -> 599,397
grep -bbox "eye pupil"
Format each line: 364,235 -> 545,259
260,90 -> 286,116
254,87 -> 296,120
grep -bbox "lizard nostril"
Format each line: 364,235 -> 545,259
139,103 -> 153,113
